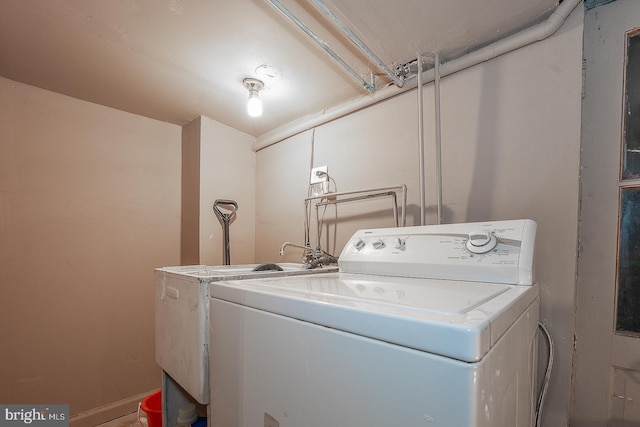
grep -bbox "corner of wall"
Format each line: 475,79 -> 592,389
181,116 -> 202,265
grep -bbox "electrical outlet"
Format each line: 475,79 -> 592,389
264,412 -> 279,427
310,165 -> 328,184
310,165 -> 329,195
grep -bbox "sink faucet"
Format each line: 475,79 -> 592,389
279,242 -> 313,256
279,242 -> 338,268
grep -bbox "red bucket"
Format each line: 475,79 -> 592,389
141,390 -> 162,427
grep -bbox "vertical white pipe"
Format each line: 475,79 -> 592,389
434,51 -> 443,224
417,52 -> 426,226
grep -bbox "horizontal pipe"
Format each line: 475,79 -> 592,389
315,192 -> 399,227
305,185 -> 406,201
306,184 -> 407,227
253,0 -> 582,152
309,0 -> 404,87
314,190 -> 397,205
268,0 -> 374,91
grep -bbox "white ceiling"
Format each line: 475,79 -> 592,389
0,0 -> 559,137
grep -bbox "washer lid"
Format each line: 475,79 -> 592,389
211,272 -> 538,362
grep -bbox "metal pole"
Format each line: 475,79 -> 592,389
417,52 -> 426,225
268,0 -> 374,92
222,221 -> 230,265
434,51 -> 443,224
309,0 -> 404,87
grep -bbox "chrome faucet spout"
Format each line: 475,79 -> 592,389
279,242 -> 312,256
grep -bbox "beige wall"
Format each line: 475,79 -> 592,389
199,116 -> 255,265
255,7 -> 583,426
0,77 -> 182,425
181,117 -> 202,265
181,116 -> 256,265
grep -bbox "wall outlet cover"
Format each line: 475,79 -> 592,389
310,165 -> 328,184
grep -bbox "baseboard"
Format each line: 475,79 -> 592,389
69,390 -> 156,427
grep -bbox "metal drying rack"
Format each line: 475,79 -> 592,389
305,185 -> 407,228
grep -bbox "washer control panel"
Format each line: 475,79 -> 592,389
465,230 -> 498,254
339,219 -> 537,285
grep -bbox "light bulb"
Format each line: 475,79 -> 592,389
247,91 -> 262,117
243,78 -> 264,118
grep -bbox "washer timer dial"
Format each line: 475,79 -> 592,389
465,230 -> 498,254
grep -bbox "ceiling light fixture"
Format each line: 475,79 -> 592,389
243,78 -> 264,117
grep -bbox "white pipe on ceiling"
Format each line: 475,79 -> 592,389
267,0 -> 374,92
309,0 -> 405,88
253,0 -> 583,152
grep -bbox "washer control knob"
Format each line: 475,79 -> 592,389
394,237 -> 406,250
466,231 -> 498,254
354,239 -> 366,251
372,239 -> 386,250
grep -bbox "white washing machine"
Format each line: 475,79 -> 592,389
209,219 -> 539,427
154,263 -> 338,425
